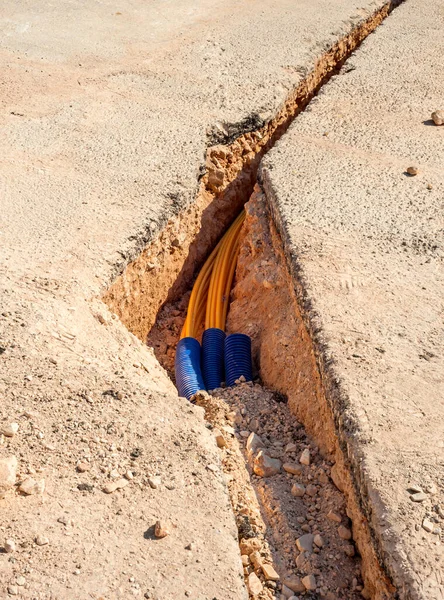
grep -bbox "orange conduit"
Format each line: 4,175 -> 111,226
181,211 -> 245,339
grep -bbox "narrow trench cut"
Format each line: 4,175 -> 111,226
102,3 -> 404,599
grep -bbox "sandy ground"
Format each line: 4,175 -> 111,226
0,0 -> 406,598
259,0 -> 444,597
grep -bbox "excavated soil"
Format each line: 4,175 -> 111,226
195,384 -> 364,600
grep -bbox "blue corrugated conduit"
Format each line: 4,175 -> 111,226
224,333 -> 253,386
175,337 -> 206,400
202,327 -> 226,391
175,211 -> 252,399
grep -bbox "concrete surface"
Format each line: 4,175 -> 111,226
260,0 -> 444,597
0,0 -> 402,598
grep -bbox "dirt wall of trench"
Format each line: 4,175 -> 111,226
226,186 -> 396,600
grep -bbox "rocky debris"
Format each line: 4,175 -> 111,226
250,550 -> 263,569
431,110 -> 444,125
240,537 -> 262,556
406,166 -> 419,176
296,533 -> 314,553
102,478 -> 128,494
283,463 -> 303,476
4,539 -> 16,553
327,510 -> 342,523
246,432 -> 265,456
148,476 -> 162,489
35,534 -> 49,546
330,464 -> 344,492
7,585 -> 18,596
16,576 -> 26,587
302,574 -> 317,591
283,575 -> 305,593
76,461 -> 91,473
253,450 -> 281,477
154,520 -> 169,538
0,423 -> 19,437
410,491 -> 427,502
291,483 -> 305,497
299,449 -> 310,466
247,572 -> 263,596
0,455 -> 17,496
192,379 -> 364,599
18,477 -> 45,495
213,428 -> 227,448
338,525 -> 352,540
422,518 -> 434,533
261,563 -> 279,581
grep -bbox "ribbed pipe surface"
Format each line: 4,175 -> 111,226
175,337 -> 206,400
224,333 -> 253,387
202,328 -> 226,391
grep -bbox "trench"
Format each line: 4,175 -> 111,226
102,2 -> 404,599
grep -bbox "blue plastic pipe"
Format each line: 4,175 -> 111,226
202,327 -> 226,391
224,333 -> 253,386
175,337 -> 206,400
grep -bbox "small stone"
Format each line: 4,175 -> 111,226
422,518 -> 434,533
240,430 -> 250,438
344,543 -> 355,557
406,166 -> 418,176
19,477 -> 45,495
299,449 -> 310,466
250,550 -> 263,569
4,539 -> 16,553
305,484 -> 317,497
338,525 -> 352,540
327,510 -> 342,523
241,554 -> 250,566
281,584 -> 294,598
148,477 -> 161,489
124,470 -> 134,480
154,520 -> 169,539
76,462 -> 90,473
295,551 -> 311,571
283,576 -> 305,593
285,443 -> 297,453
330,464 -> 344,492
427,183 -> 433,190
102,478 -> 128,494
291,483 -> 305,497
425,483 -> 438,495
410,492 -> 427,502
407,484 -> 423,494
213,429 -> 226,448
16,576 -> 26,586
302,574 -> 317,591
283,463 -> 303,476
1,423 -> 19,437
253,450 -> 281,477
246,432 -> 265,456
247,572 -> 263,596
296,533 -> 314,553
240,537 -> 261,555
313,534 -> 323,548
262,563 -> 280,581
0,455 -> 18,496
35,534 -> 49,546
7,586 -> 18,596
431,110 -> 444,126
